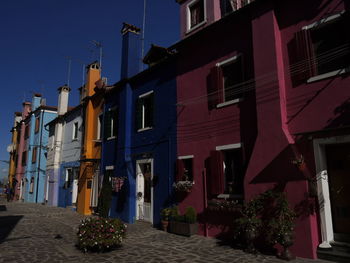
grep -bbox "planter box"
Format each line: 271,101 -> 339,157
169,221 -> 198,237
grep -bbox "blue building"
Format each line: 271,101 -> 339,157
101,23 -> 177,226
24,94 -> 57,203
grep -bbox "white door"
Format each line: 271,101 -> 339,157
72,168 -> 79,205
136,159 -> 153,223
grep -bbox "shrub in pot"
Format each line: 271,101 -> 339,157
77,217 -> 126,252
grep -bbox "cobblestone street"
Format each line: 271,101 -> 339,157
0,199 -> 330,263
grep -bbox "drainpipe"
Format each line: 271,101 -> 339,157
35,110 -> 45,203
203,168 -> 208,237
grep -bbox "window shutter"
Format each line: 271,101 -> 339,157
149,93 -> 154,127
112,108 -> 118,137
291,30 -> 314,85
176,159 -> 184,182
208,66 -> 223,109
135,98 -> 143,131
209,150 -> 224,195
104,111 -> 111,138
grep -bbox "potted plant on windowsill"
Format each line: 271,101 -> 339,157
173,181 -> 194,193
169,206 -> 198,237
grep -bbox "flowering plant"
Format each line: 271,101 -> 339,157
77,217 -> 126,252
173,181 -> 194,192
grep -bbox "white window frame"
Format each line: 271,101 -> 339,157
216,54 -> 244,108
302,11 -> 348,83
216,142 -> 243,199
137,91 -> 154,132
97,113 -> 103,140
106,107 -> 117,140
72,122 -> 78,140
186,0 -> 207,33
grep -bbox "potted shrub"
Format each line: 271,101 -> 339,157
160,207 -> 171,231
169,206 -> 198,237
77,217 -> 126,252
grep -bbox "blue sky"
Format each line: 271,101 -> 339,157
0,0 -> 180,181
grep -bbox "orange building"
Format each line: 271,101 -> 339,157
8,112 -> 22,194
77,61 -> 104,215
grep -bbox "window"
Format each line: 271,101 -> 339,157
220,0 -> 254,17
32,147 -> 37,163
136,92 -> 154,131
97,114 -> 103,140
29,177 -> 34,193
25,124 -> 30,138
209,55 -> 244,108
72,122 -> 78,140
104,108 -> 118,139
208,147 -> 244,198
291,12 -> 349,84
176,156 -> 194,182
35,117 -> 40,133
22,151 -> 27,166
187,0 -> 205,31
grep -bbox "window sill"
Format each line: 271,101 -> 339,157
217,194 -> 243,200
216,98 -> 243,108
72,138 -> 78,142
307,68 -> 348,83
106,136 -> 116,141
186,20 -> 207,35
93,139 -> 102,143
137,127 -> 153,132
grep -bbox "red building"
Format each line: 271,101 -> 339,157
174,0 -> 349,259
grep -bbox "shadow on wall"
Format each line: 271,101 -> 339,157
326,98 -> 350,129
0,215 -> 23,244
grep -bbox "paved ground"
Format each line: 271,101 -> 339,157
0,198 -> 330,263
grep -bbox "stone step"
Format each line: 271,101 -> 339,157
317,242 -> 350,263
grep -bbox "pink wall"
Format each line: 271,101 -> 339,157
15,102 -> 31,199
175,0 -> 349,259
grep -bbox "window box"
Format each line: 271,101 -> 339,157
173,181 -> 194,193
169,221 -> 198,237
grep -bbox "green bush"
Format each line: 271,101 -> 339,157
184,206 -> 197,223
77,217 -> 126,252
169,206 -> 180,221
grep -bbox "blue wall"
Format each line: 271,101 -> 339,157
24,106 -> 57,203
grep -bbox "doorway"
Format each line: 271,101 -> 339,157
136,159 -> 153,223
326,144 -> 350,242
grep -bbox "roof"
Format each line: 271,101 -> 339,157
121,22 -> 141,35
45,104 -> 83,127
143,44 -> 175,66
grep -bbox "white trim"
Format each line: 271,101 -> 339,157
313,135 -> 350,248
186,0 -> 207,32
216,143 -> 242,151
43,110 -> 57,114
137,127 -> 153,133
107,136 -> 116,141
307,68 -> 348,83
136,158 -> 154,224
216,98 -> 243,108
105,165 -> 114,170
216,54 -> 241,67
302,11 -> 345,30
178,155 -> 194,160
97,113 -> 103,140
138,90 -> 154,98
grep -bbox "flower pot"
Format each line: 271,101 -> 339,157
169,221 -> 198,237
244,228 -> 257,253
161,220 -> 169,231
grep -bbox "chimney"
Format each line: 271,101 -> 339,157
85,61 -> 101,97
22,102 -> 31,118
32,93 -> 42,111
57,85 -> 71,115
120,22 -> 141,79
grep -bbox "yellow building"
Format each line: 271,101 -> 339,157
77,61 -> 104,215
8,112 -> 22,195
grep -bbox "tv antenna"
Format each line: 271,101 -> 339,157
141,0 -> 147,71
91,40 -> 103,71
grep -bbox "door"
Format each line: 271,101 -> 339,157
136,160 -> 153,223
326,144 -> 350,242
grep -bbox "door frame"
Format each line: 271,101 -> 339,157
313,135 -> 350,248
135,158 -> 154,223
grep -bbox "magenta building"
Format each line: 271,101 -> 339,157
174,0 -> 349,260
